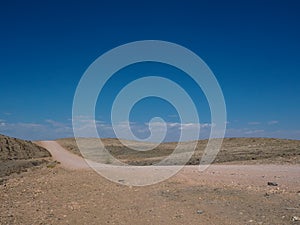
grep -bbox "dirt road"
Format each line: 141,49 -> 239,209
37,141 -> 300,190
36,141 -> 90,170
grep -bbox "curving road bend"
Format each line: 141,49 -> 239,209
35,140 -> 300,191
36,141 -> 91,170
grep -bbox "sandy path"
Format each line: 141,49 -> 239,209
36,141 -> 90,170
37,141 -> 300,190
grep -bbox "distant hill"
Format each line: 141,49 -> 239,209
0,134 -> 51,177
57,137 -> 300,165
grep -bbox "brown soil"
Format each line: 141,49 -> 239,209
1,138 -> 300,224
0,163 -> 299,225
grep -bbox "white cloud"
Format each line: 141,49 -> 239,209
45,119 -> 66,127
248,122 -> 261,125
2,112 -> 12,116
0,120 -> 73,140
244,129 -> 264,134
268,120 -> 279,125
16,123 -> 44,128
0,117 -> 298,141
0,120 -> 5,126
225,127 -> 300,140
0,119 -> 5,126
143,122 -> 213,130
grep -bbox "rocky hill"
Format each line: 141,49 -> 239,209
0,134 -> 51,161
0,134 -> 51,177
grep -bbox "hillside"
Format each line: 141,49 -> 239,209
0,134 -> 51,177
56,137 -> 300,165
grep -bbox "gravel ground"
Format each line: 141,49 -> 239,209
1,141 -> 299,225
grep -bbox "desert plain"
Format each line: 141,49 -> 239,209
0,134 -> 300,224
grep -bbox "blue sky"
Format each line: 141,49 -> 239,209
0,0 -> 299,141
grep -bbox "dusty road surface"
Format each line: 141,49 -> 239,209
36,141 -> 89,170
1,141 -> 300,224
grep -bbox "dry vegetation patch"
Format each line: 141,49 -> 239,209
56,137 -> 300,165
